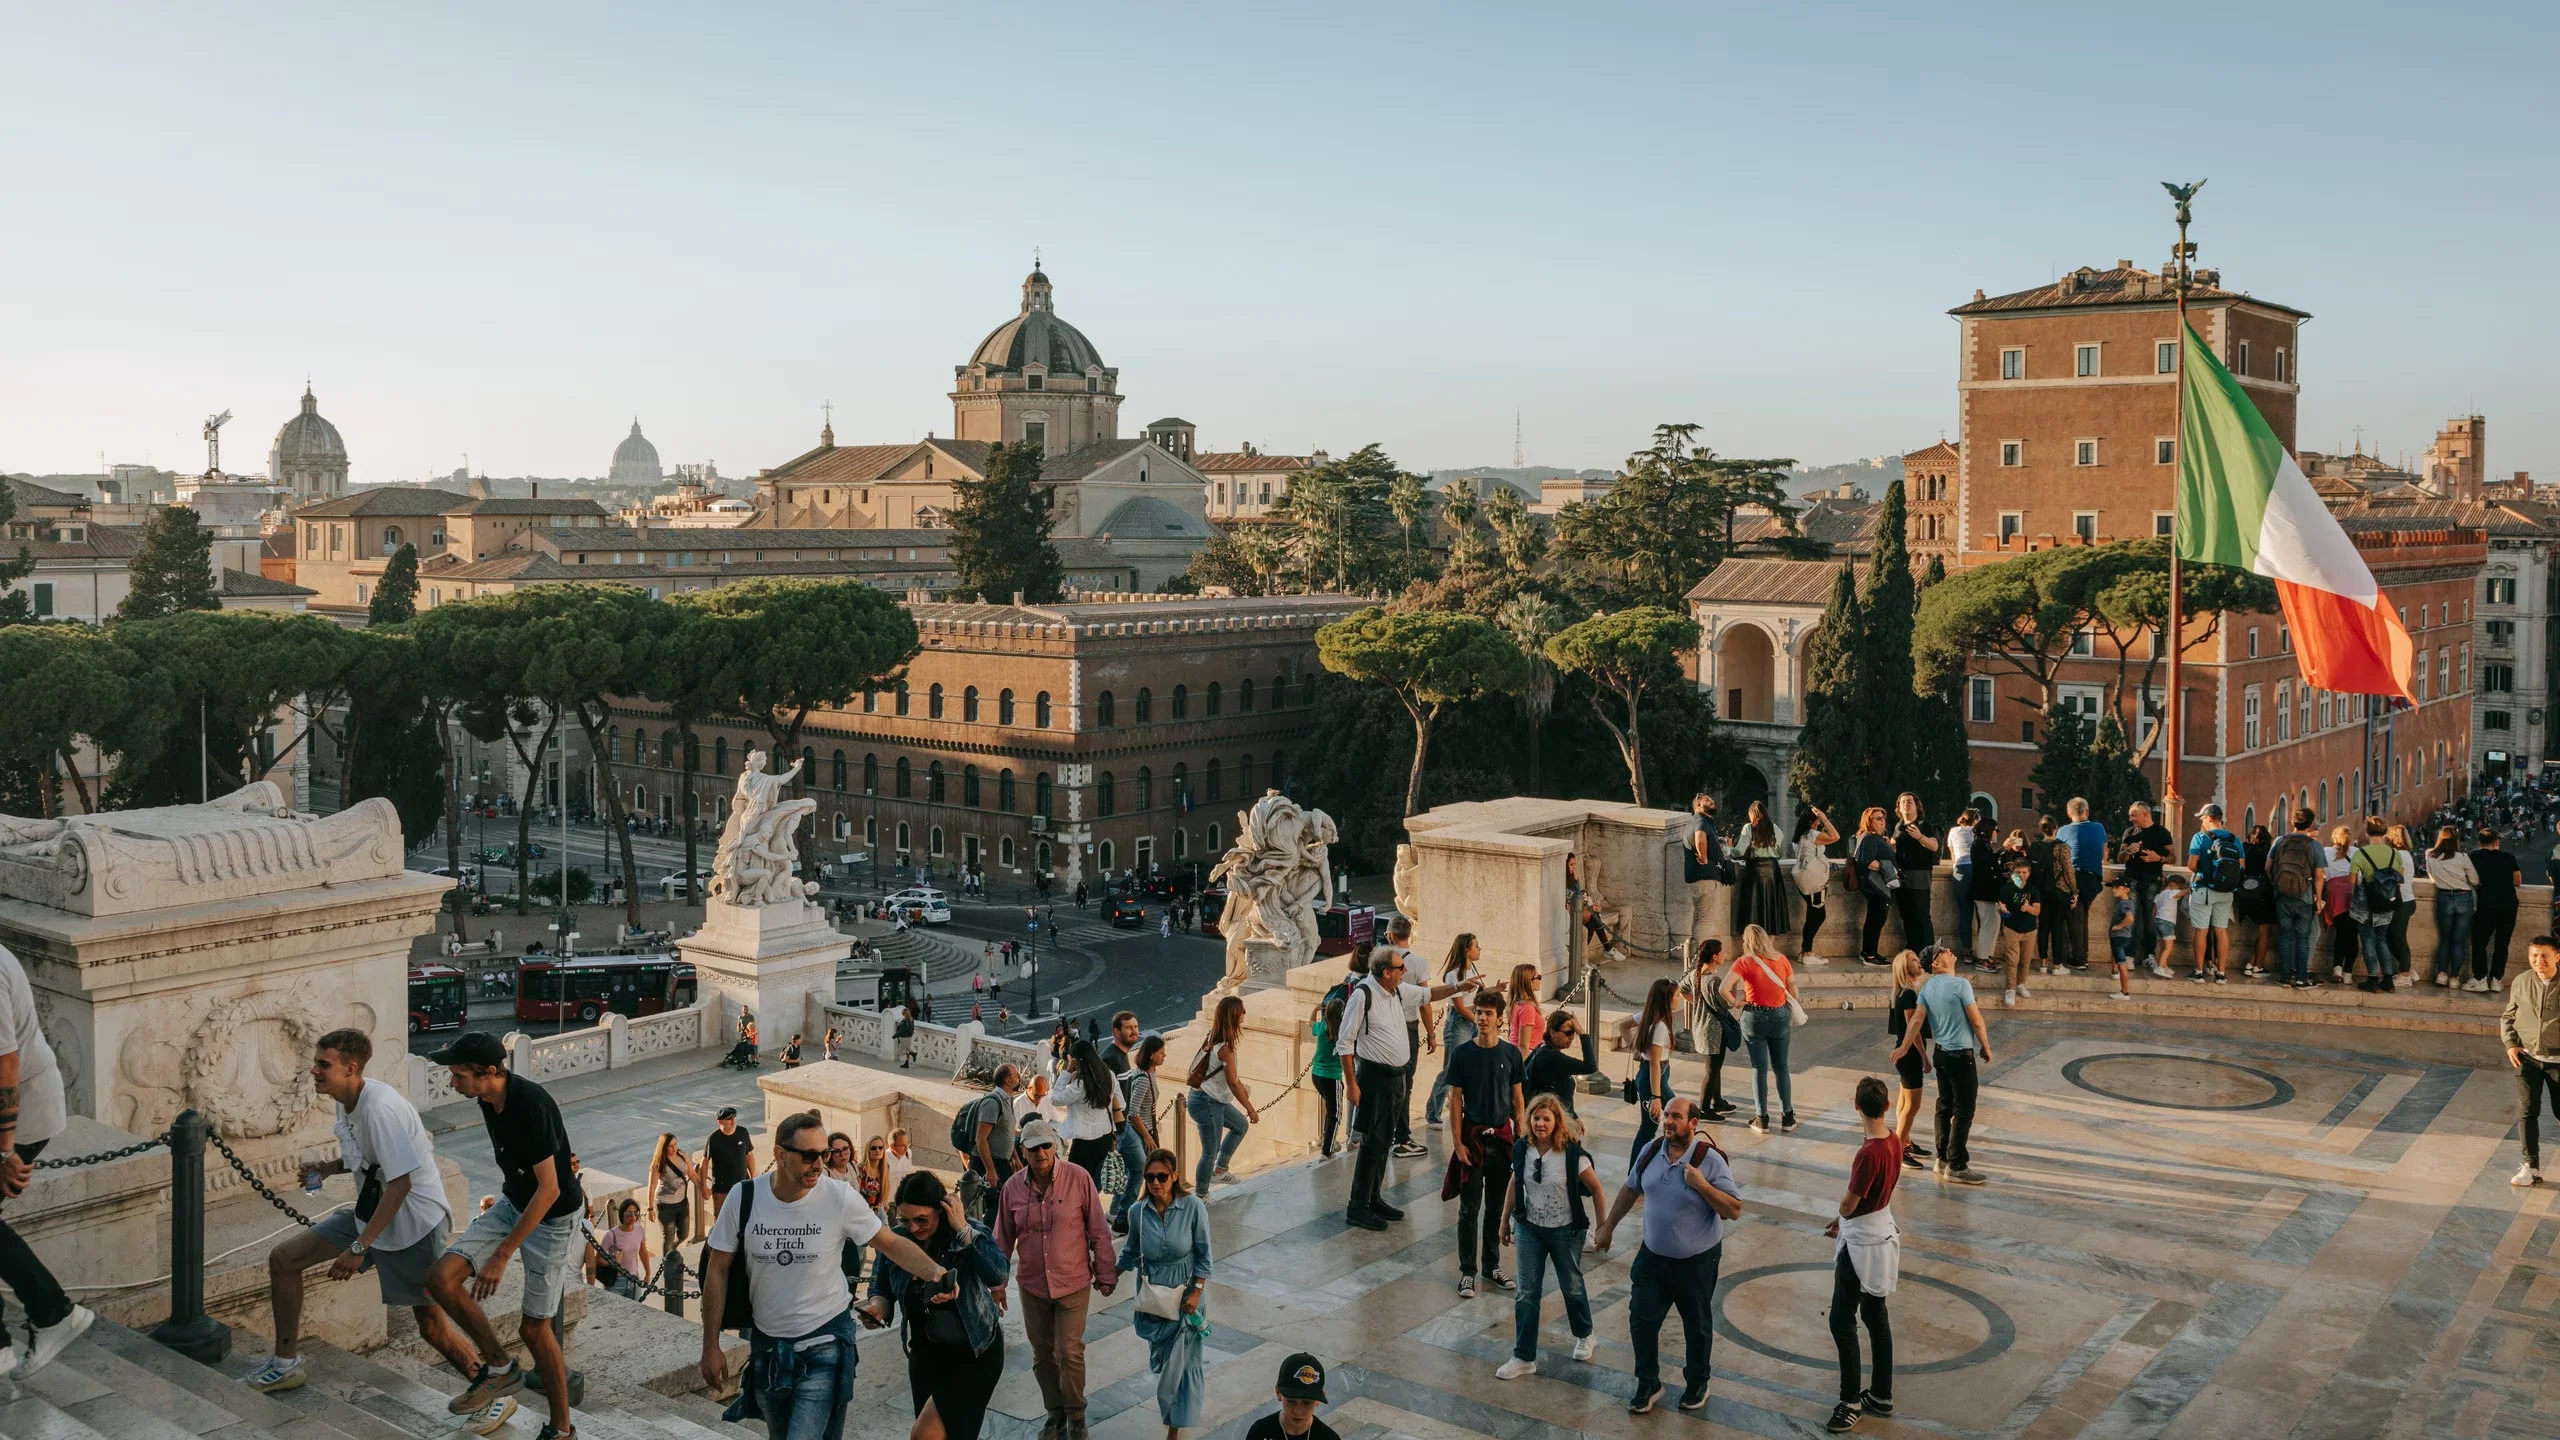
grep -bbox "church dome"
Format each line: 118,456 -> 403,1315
968,267 -> 1107,376
611,420 -> 663,487
270,386 -> 346,466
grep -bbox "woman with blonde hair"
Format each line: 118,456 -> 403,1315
1883,950 -> 1934,1169
1505,963 -> 1543,1051
1851,807 -> 1896,966
1492,1091 -> 1606,1378
1722,923 -> 1804,1133
2383,823 -> 2418,978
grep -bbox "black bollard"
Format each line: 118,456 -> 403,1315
152,1109 -> 232,1363
662,1249 -> 686,1317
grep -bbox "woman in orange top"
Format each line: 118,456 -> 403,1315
1719,923 -> 1803,1134
1506,964 -> 1543,1051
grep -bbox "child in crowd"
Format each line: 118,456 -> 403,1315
2152,875 -> 2189,975
1246,1353 -> 1339,1440
2104,880 -> 2136,999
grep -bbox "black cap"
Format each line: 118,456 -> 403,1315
718,1106 -> 739,1121
1275,1353 -> 1326,1401
428,1032 -> 506,1068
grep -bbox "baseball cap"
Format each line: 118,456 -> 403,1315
1276,1353 -> 1327,1401
1018,1118 -> 1061,1152
428,1032 -> 506,1068
717,1106 -> 739,1121
2196,802 -> 2223,820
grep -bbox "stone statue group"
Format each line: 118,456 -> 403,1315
708,751 -> 819,907
1209,791 -> 1340,989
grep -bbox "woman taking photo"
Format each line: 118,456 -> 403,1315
648,1132 -> 698,1254
1723,923 -> 1803,1134
1425,933 -> 1488,1127
1884,950 -> 1935,1171
1852,807 -> 1897,966
1117,1148 -> 1214,1439
1793,805 -> 1842,966
1629,977 -> 1677,1159
1730,800 -> 1794,938
1187,996 -> 1258,1195
861,1171 -> 1010,1440
1491,1093 -> 1607,1379
1054,1038 -> 1126,1187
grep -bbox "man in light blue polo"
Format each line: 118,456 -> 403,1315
1594,1099 -> 1741,1416
2056,798 -> 2110,972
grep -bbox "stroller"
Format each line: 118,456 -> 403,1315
722,1040 -> 761,1070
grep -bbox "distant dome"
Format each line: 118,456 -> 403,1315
611,420 -> 663,487
968,268 -> 1107,377
270,387 -> 346,466
1095,495 -> 1210,540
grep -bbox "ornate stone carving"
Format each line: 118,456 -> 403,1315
183,990 -> 328,1139
0,782 -> 404,918
1208,791 -> 1338,990
706,751 -> 819,907
1392,844 -> 1421,927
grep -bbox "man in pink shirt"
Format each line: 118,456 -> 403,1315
994,1119 -> 1118,1440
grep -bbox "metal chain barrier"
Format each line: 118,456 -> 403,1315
205,1130 -> 322,1228
32,1131 -> 171,1170
578,1220 -> 701,1302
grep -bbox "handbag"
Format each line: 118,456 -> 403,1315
1133,1204 -> 1187,1320
1746,955 -> 1811,1028
353,1163 -> 385,1224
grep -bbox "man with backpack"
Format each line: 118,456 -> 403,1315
954,1065 -> 1022,1221
1594,1098 -> 1742,1415
1339,946 -> 1479,1231
2346,820 -> 2404,993
2267,810 -> 2325,990
2185,804 -> 2245,984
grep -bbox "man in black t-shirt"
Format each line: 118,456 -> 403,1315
2471,829 -> 2524,988
1444,990 -> 1526,1298
423,1032 -> 585,1437
705,1106 -> 757,1217
2117,802 -> 2174,966
1890,794 -> 1941,950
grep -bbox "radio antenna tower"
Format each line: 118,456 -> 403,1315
1513,407 -> 1523,469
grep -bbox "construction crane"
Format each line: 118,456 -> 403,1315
202,409 -> 232,477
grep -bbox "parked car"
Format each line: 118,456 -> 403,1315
657,869 -> 713,901
884,888 -> 953,925
1104,895 -> 1148,929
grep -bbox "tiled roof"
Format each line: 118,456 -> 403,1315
547,528 -> 951,554
1686,558 -> 1851,607
1042,438 -> 1149,482
435,553 -> 587,582
220,567 -> 315,597
293,487 -> 472,518
1901,441 -> 1960,468
1193,452 -> 1313,474
758,443 -> 918,485
444,497 -> 609,517
4,477 -> 90,510
1951,263 -> 2309,320
911,592 -> 1358,626
263,530 -> 295,560
16,523 -> 142,560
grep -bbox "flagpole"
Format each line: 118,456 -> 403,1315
2163,181 -> 2204,839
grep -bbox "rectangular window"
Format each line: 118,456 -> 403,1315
2157,341 -> 2177,373
2075,440 -> 2098,467
30,582 -> 53,617
1023,420 -> 1046,450
1999,512 -> 2022,545
1967,676 -> 1994,723
2274,347 -> 2290,383
1215,483 -> 1226,506
2233,340 -> 2251,375
1026,373 -> 1043,391
2154,513 -> 2174,537
2483,663 -> 2514,693
2247,626 -> 2260,658
2070,626 -> 2095,656
2076,344 -> 2099,377
355,583 -> 367,603
2461,642 -> 2471,689
2058,685 -> 2103,720
2487,577 -> 2517,605
2156,438 -> 2175,465
2440,649 -> 2451,698
1999,441 -> 2022,467
2280,624 -> 2291,653
2244,689 -> 2261,750
2021,719 -> 2037,743
2297,684 -> 2310,736
2486,710 -> 2514,731
2276,681 -> 2292,741
2073,512 -> 2096,542
2000,348 -> 2025,380
2488,619 -> 2514,644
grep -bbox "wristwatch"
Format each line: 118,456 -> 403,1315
347,1239 -> 370,1257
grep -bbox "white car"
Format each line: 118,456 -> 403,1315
884,888 -> 953,924
658,870 -> 713,901
425,864 -> 480,887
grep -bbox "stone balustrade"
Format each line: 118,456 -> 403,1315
408,1003 -> 719,1100
817,1001 -> 1041,1079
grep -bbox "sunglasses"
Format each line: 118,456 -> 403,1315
781,1143 -> 826,1164
1145,1171 -> 1174,1184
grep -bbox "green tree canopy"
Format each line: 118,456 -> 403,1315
1545,605 -> 1702,806
670,578 -> 919,752
1276,445 -> 1416,592
946,440 -> 1064,604
1317,606 -> 1532,817
118,505 -> 220,621
0,624 -> 155,814
369,543 -> 421,625
1550,424 -> 1796,610
0,484 -> 37,626
118,609 -> 358,792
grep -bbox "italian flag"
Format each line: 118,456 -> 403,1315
2174,322 -> 2415,702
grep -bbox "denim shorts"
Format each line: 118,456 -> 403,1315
444,1197 -> 579,1320
316,1209 -> 448,1309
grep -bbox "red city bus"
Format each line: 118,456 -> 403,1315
1197,889 -> 1374,955
516,954 -> 697,1025
408,963 -> 468,1036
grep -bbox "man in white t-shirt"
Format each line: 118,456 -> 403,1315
248,1029 -> 474,1399
1340,943 -> 1476,1230
700,1109 -> 952,1440
0,942 -> 90,1381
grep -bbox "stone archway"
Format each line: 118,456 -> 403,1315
1719,624 -> 1778,722
1725,763 -> 1772,817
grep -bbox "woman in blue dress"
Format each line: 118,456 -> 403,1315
1117,1146 -> 1213,1438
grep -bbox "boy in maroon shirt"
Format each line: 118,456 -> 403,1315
1824,1077 -> 1903,1432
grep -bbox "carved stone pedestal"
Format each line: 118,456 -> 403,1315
678,898 -> 846,1052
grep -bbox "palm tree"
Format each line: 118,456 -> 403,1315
1387,471 -> 1431,567
1498,593 -> 1567,794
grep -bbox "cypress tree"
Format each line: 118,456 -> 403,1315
369,543 -> 420,625
2028,703 -> 2090,817
1788,564 -> 1869,821
118,505 -> 220,621
1909,552 -> 1972,819
946,441 -> 1065,603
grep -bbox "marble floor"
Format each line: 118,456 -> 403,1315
832,1013 -> 2553,1440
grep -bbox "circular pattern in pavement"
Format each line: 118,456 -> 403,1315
2062,1052 -> 2297,1112
1712,1264 -> 2015,1375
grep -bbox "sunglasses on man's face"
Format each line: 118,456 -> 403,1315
781,1143 -> 826,1165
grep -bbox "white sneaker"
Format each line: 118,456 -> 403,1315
2492,977 -> 2505,991
17,1305 -> 93,1379
246,1355 -> 308,1392
2016,986 -> 2032,1000
1803,952 -> 1829,967
2436,972 -> 2453,987
2465,978 -> 2489,993
1495,1357 -> 1536,1380
1572,1335 -> 1597,1362
2000,988 -> 2016,1007
2107,990 -> 2130,1001
2514,1163 -> 2543,1188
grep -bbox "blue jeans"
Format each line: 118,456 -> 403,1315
2357,912 -> 2397,976
1512,1220 -> 1593,1361
2434,890 -> 2474,981
1425,1012 -> 1477,1124
1187,1090 -> 1247,1194
1951,863 -> 1974,951
1630,1243 -> 1722,1393
735,1311 -> 859,1440
1111,1120 -> 1146,1224
1742,1007 -> 1794,1120
2275,894 -> 2318,984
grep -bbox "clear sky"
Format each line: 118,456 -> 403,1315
4,3 -> 2553,485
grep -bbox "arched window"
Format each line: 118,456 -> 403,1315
1173,828 -> 1187,860
1000,835 -> 1016,867
929,826 -> 945,857
1206,757 -> 1222,801
834,812 -> 850,840
998,688 -> 1015,725
1135,688 -> 1153,723
963,686 -> 979,722
928,761 -> 946,803
1136,767 -> 1153,810
633,728 -> 648,767
1239,753 -> 1254,794
1207,822 -> 1222,851
608,726 -> 622,763
1172,685 -> 1188,719
863,753 -> 879,793
382,525 -> 404,554
963,764 -> 981,807
1299,674 -> 1316,707
1035,691 -> 1052,727
1037,839 -> 1052,871
1205,682 -> 1222,716
1097,771 -> 1117,817
929,684 -> 945,719
1099,839 -> 1115,873
895,682 -> 911,716
1036,773 -> 1053,817
1271,674 -> 1287,707
1271,750 -> 1286,793
895,821 -> 910,853
865,814 -> 878,846
999,768 -> 1016,811
862,688 -> 877,714
1238,679 -> 1255,713
1097,691 -> 1115,727
831,749 -> 847,790
896,757 -> 912,797
714,737 -> 729,775
1171,763 -> 1187,808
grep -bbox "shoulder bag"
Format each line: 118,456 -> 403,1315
1132,1202 -> 1188,1320
1746,955 -> 1811,1028
716,1176 -> 757,1336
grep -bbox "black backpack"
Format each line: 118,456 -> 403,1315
2194,830 -> 2246,893
717,1176 -> 756,1335
2353,845 -> 2403,912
